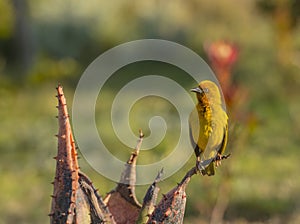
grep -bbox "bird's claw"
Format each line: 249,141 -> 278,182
215,153 -> 231,167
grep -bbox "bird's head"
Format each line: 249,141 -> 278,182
191,80 -> 223,106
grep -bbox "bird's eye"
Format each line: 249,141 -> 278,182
203,88 -> 209,93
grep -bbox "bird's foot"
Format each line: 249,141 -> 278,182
215,153 -> 231,167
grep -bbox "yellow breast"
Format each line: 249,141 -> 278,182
189,103 -> 227,158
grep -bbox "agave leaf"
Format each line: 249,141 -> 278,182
50,85 -> 80,223
78,172 -> 115,224
136,169 -> 163,224
147,167 -> 197,224
104,130 -> 144,224
50,85 -> 115,224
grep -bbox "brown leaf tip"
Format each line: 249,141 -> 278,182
139,129 -> 144,138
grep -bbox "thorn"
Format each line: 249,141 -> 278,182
50,195 -> 56,198
51,181 -> 54,185
55,135 -> 65,139
53,156 -> 57,160
48,213 -> 54,216
162,194 -> 167,199
164,208 -> 171,217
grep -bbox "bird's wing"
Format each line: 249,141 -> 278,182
188,108 -> 200,150
217,124 -> 228,155
203,121 -> 227,159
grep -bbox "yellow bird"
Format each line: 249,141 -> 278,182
189,80 -> 229,176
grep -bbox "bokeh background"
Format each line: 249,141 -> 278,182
0,0 -> 300,223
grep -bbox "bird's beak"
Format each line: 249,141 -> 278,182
190,87 -> 202,93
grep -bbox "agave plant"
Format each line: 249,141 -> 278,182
49,84 -> 229,224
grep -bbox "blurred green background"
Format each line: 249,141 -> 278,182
0,0 -> 300,223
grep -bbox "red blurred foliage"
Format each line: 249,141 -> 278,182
205,41 -> 239,108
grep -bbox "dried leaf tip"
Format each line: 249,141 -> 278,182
179,166 -> 197,186
139,129 -> 144,138
56,83 -> 62,90
156,168 -> 164,180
